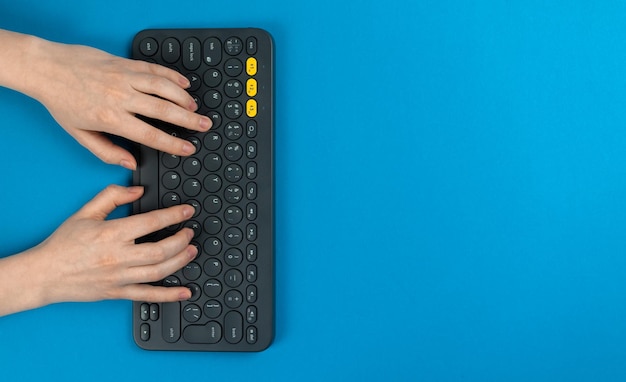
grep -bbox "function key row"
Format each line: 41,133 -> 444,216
139,36 -> 258,70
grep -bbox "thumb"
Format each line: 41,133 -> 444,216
72,130 -> 137,170
73,185 -> 144,221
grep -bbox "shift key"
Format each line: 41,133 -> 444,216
161,302 -> 181,343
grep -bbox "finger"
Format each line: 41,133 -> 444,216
124,244 -> 197,284
124,228 -> 194,267
74,185 -> 144,221
119,116 -> 197,156
115,204 -> 195,240
115,284 -> 192,302
129,93 -> 211,133
132,60 -> 191,90
70,129 -> 137,170
130,71 -> 196,111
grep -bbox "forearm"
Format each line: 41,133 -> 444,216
0,247 -> 49,316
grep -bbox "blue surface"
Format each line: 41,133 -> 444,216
1,0 -> 626,380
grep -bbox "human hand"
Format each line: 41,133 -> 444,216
26,38 -> 212,169
27,185 -> 196,306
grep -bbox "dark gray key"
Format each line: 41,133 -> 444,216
161,302 -> 181,343
182,37 -> 201,70
224,311 -> 243,344
183,321 -> 222,344
203,37 -> 222,66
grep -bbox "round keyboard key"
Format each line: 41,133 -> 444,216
187,136 -> 201,153
203,237 -> 222,256
224,58 -> 243,77
183,178 -> 202,197
203,279 -> 222,297
183,220 -> 201,238
224,79 -> 243,98
203,195 -> 222,214
203,174 -> 222,193
204,300 -> 222,319
183,262 -> 202,281
162,153 -> 180,169
224,206 -> 243,225
224,185 -> 243,203
187,283 -> 201,302
224,269 -> 243,288
224,227 -> 243,246
225,122 -> 243,140
225,143 -> 243,161
204,89 -> 222,109
162,171 -> 181,189
224,248 -> 243,267
203,153 -> 222,172
163,275 -> 181,287
162,192 -> 181,207
206,111 -> 222,128
204,68 -> 222,87
204,216 -> 222,235
224,290 -> 244,309
183,157 -> 202,176
183,304 -> 202,323
186,73 -> 201,92
225,164 -> 243,182
224,100 -> 243,119
224,37 -> 243,55
203,258 -> 222,277
139,37 -> 158,56
204,132 -> 222,150
186,199 -> 201,217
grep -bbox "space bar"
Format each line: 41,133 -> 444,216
161,302 -> 181,343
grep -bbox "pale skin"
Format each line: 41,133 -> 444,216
0,30 -> 212,316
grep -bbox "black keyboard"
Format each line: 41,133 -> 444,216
130,28 -> 274,352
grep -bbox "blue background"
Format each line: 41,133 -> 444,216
1,0 -> 626,380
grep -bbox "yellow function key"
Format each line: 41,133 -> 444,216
246,99 -> 258,118
246,78 -> 258,97
246,57 -> 257,76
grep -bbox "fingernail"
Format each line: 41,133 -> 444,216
188,99 -> 199,111
120,159 -> 136,170
179,289 -> 192,300
128,186 -> 144,194
199,116 -> 212,130
182,142 -> 195,155
180,76 -> 191,88
187,244 -> 198,259
182,205 -> 194,218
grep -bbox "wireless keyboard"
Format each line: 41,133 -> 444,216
130,28 -> 274,352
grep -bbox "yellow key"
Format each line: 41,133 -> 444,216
246,78 -> 258,97
246,99 -> 258,118
246,57 -> 257,76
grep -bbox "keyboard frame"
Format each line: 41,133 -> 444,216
130,28 -> 274,352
